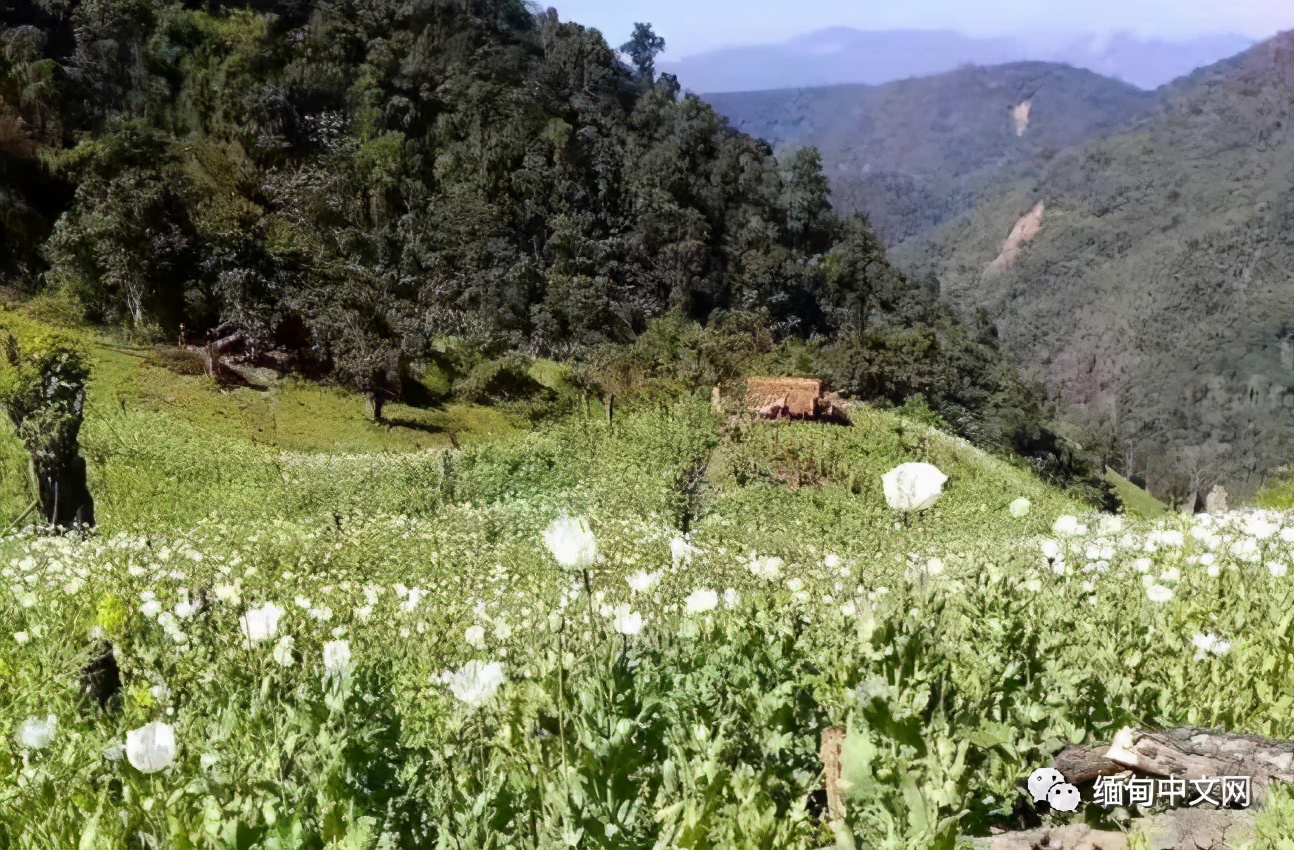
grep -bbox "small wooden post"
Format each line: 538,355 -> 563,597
821,727 -> 847,822
605,394 -> 615,430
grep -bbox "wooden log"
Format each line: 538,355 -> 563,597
1053,744 -> 1127,784
1102,726 -> 1294,795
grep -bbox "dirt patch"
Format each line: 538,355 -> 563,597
1011,99 -> 1032,136
985,201 -> 1045,277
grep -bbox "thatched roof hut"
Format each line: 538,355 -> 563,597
745,377 -> 823,419
739,377 -> 851,424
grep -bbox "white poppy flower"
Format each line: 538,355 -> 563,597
684,588 -> 719,614
445,660 -> 506,707
1269,561 -> 1288,578
1192,632 -> 1232,658
15,715 -> 56,751
612,606 -> 643,636
1040,539 -> 1062,560
126,721 -> 177,774
543,516 -> 598,569
881,463 -> 947,512
626,571 -> 662,593
1133,558 -> 1153,573
670,536 -> 699,568
824,554 -> 843,569
1009,498 -> 1031,518
1052,516 -> 1087,537
748,556 -> 784,581
1232,538 -> 1261,562
322,640 -> 350,678
464,625 -> 486,649
1097,515 -> 1124,535
272,635 -> 295,668
1145,584 -> 1174,603
1150,530 -> 1185,548
1244,516 -> 1279,540
926,557 -> 945,576
240,602 -> 284,645
722,588 -> 740,608
13,631 -> 29,645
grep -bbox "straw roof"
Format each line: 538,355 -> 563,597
745,377 -> 823,419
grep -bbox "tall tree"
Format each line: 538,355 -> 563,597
620,22 -> 664,83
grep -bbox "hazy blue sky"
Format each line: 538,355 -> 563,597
551,0 -> 1294,57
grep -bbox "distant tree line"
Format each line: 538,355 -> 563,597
0,0 -> 1113,503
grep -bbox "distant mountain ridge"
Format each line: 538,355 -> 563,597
889,32 -> 1294,498
661,28 -> 1255,94
707,62 -> 1158,245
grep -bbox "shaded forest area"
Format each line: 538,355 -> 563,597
0,0 -> 1112,504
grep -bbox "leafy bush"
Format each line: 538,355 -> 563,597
456,355 -> 554,405
0,325 -> 93,525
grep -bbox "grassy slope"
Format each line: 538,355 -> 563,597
0,304 -> 519,528
1105,469 -> 1172,519
11,306 -> 1294,845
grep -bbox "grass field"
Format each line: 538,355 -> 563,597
4,308 -> 1294,848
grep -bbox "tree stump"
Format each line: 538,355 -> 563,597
820,726 -> 847,822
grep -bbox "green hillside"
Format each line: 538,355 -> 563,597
893,32 -> 1294,501
6,4 -> 1294,848
707,62 -> 1156,245
8,304 -> 1294,846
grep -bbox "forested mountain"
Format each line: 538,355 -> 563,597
891,33 -> 1294,500
0,1 -> 861,369
708,63 -> 1157,245
0,0 -> 1114,499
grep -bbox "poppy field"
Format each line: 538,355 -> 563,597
6,393 -> 1294,848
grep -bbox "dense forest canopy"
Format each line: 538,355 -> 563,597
2,0 -> 851,345
0,0 -> 1111,501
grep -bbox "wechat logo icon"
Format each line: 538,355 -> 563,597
1028,767 -> 1082,813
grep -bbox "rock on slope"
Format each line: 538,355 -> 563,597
707,63 -> 1156,245
892,32 -> 1294,498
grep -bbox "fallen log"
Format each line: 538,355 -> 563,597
1053,743 -> 1126,785
1056,726 -> 1294,797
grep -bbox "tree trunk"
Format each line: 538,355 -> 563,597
368,392 -> 386,423
37,456 -> 95,529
